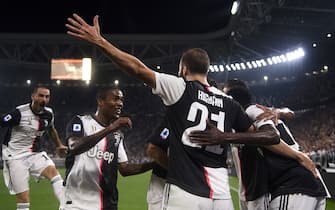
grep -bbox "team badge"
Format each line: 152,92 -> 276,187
3,114 -> 12,122
73,124 -> 82,132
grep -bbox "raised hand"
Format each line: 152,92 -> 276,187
255,104 -> 279,125
65,13 -> 103,44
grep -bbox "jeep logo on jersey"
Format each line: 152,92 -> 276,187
87,146 -> 114,164
3,114 -> 12,122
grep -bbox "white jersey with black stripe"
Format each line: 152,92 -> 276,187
2,103 -> 54,160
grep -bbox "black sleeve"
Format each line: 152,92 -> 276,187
231,100 -> 253,132
0,109 -> 21,128
147,119 -> 169,151
65,115 -> 85,144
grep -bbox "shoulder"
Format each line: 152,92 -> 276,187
16,103 -> 30,112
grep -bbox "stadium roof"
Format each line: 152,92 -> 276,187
0,0 -> 334,84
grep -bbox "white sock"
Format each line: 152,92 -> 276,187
51,174 -> 63,202
17,203 -> 29,210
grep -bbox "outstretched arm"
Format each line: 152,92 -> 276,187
68,117 -> 132,156
255,104 -> 295,125
189,120 -> 280,146
118,162 -> 154,177
65,14 -> 156,88
264,141 -> 318,178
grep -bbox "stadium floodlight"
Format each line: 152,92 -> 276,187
240,63 -> 246,69
219,65 -> 224,72
256,60 -> 262,67
260,59 -> 267,66
114,80 -> 119,85
209,65 -> 214,72
26,79 -> 31,85
85,80 -> 90,85
56,80 -> 61,85
263,75 -> 268,81
156,65 -> 161,70
230,64 -> 236,71
235,63 -> 241,70
251,61 -> 257,68
225,65 -> 231,71
246,62 -> 252,69
312,43 -> 317,48
272,56 -> 278,64
213,65 -> 219,72
327,33 -> 332,38
231,1 -> 240,15
280,54 -> 287,62
324,65 -> 328,70
267,58 -> 273,65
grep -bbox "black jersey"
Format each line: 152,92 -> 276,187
146,118 -> 169,179
246,105 -> 327,200
153,73 -> 252,199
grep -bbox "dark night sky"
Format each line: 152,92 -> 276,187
0,0 -> 234,34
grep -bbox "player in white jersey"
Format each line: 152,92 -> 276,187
65,14 -> 284,210
60,87 -> 153,210
1,85 -> 68,210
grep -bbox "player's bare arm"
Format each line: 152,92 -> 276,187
264,141 -> 318,178
118,161 -> 154,177
65,14 -> 156,88
47,127 -> 68,157
255,104 -> 295,125
68,117 -> 132,156
189,120 -> 280,145
146,143 -> 168,170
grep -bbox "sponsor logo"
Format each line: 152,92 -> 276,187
73,124 -> 81,132
160,128 -> 169,140
87,146 -> 114,164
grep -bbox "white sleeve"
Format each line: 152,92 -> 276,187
117,140 -> 128,163
246,105 -> 276,129
152,72 -> 186,106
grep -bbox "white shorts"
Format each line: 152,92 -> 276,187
240,194 -> 270,210
147,173 -> 166,210
162,183 -> 234,210
269,194 -> 326,210
3,151 -> 55,194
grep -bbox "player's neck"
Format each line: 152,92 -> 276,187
185,74 -> 209,86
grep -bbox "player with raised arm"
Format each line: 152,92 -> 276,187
65,14 -> 282,210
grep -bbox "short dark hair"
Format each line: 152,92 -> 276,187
224,79 -> 248,90
96,87 -> 121,100
180,48 -> 210,74
227,87 -> 252,109
32,84 -> 50,94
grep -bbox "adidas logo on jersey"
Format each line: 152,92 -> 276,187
87,146 -> 115,164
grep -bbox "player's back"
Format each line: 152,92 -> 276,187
165,80 -> 252,199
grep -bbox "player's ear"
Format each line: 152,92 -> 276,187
97,98 -> 104,107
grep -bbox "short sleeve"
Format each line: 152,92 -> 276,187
232,101 -> 253,132
152,72 -> 186,106
0,109 -> 21,128
246,105 -> 276,129
65,115 -> 85,143
118,140 -> 128,163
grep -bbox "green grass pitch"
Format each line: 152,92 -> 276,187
0,169 -> 334,210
